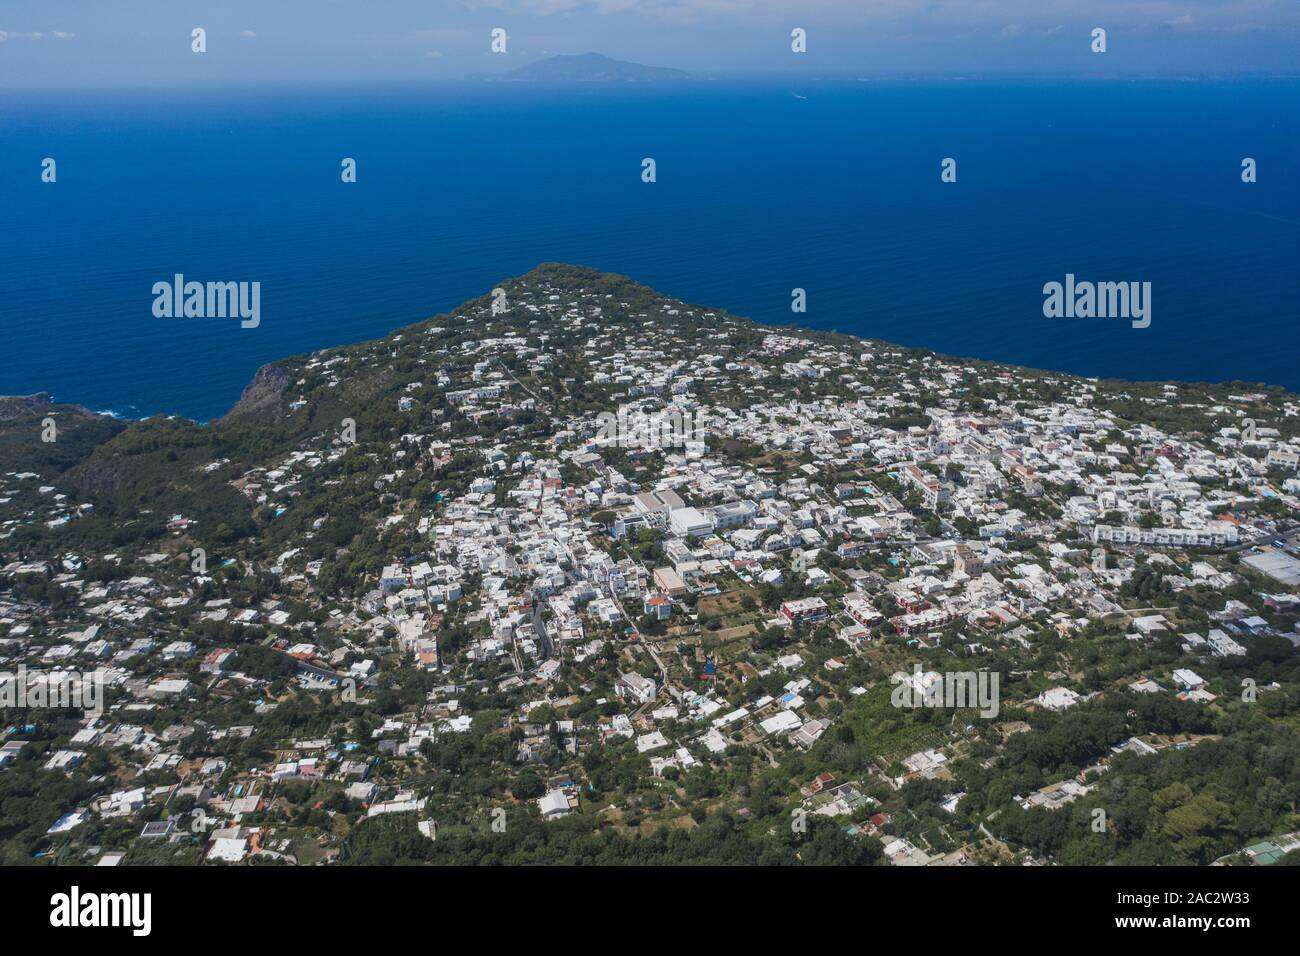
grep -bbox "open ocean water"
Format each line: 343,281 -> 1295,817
1,77 -> 1298,421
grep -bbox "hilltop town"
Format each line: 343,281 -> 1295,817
2,263 -> 1299,866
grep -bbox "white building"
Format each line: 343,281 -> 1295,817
538,789 -> 572,819
1207,629 -> 1247,657
1035,687 -> 1081,712
669,506 -> 714,539
1091,524 -> 1238,548
615,672 -> 657,705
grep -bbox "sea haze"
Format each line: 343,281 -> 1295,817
2,77 -> 1297,421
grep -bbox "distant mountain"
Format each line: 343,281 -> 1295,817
492,53 -> 688,84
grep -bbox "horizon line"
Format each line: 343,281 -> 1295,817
4,68 -> 1300,97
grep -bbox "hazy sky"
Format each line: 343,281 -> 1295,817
3,1 -> 1299,88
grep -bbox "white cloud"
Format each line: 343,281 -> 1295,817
454,0 -> 1300,32
0,29 -> 74,42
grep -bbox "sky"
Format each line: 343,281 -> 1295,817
1,1 -> 1299,88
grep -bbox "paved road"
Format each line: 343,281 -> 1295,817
532,603 -> 554,662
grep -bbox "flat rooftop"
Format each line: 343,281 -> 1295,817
1242,549 -> 1300,587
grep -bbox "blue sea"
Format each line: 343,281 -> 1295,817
2,77 -> 1298,422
